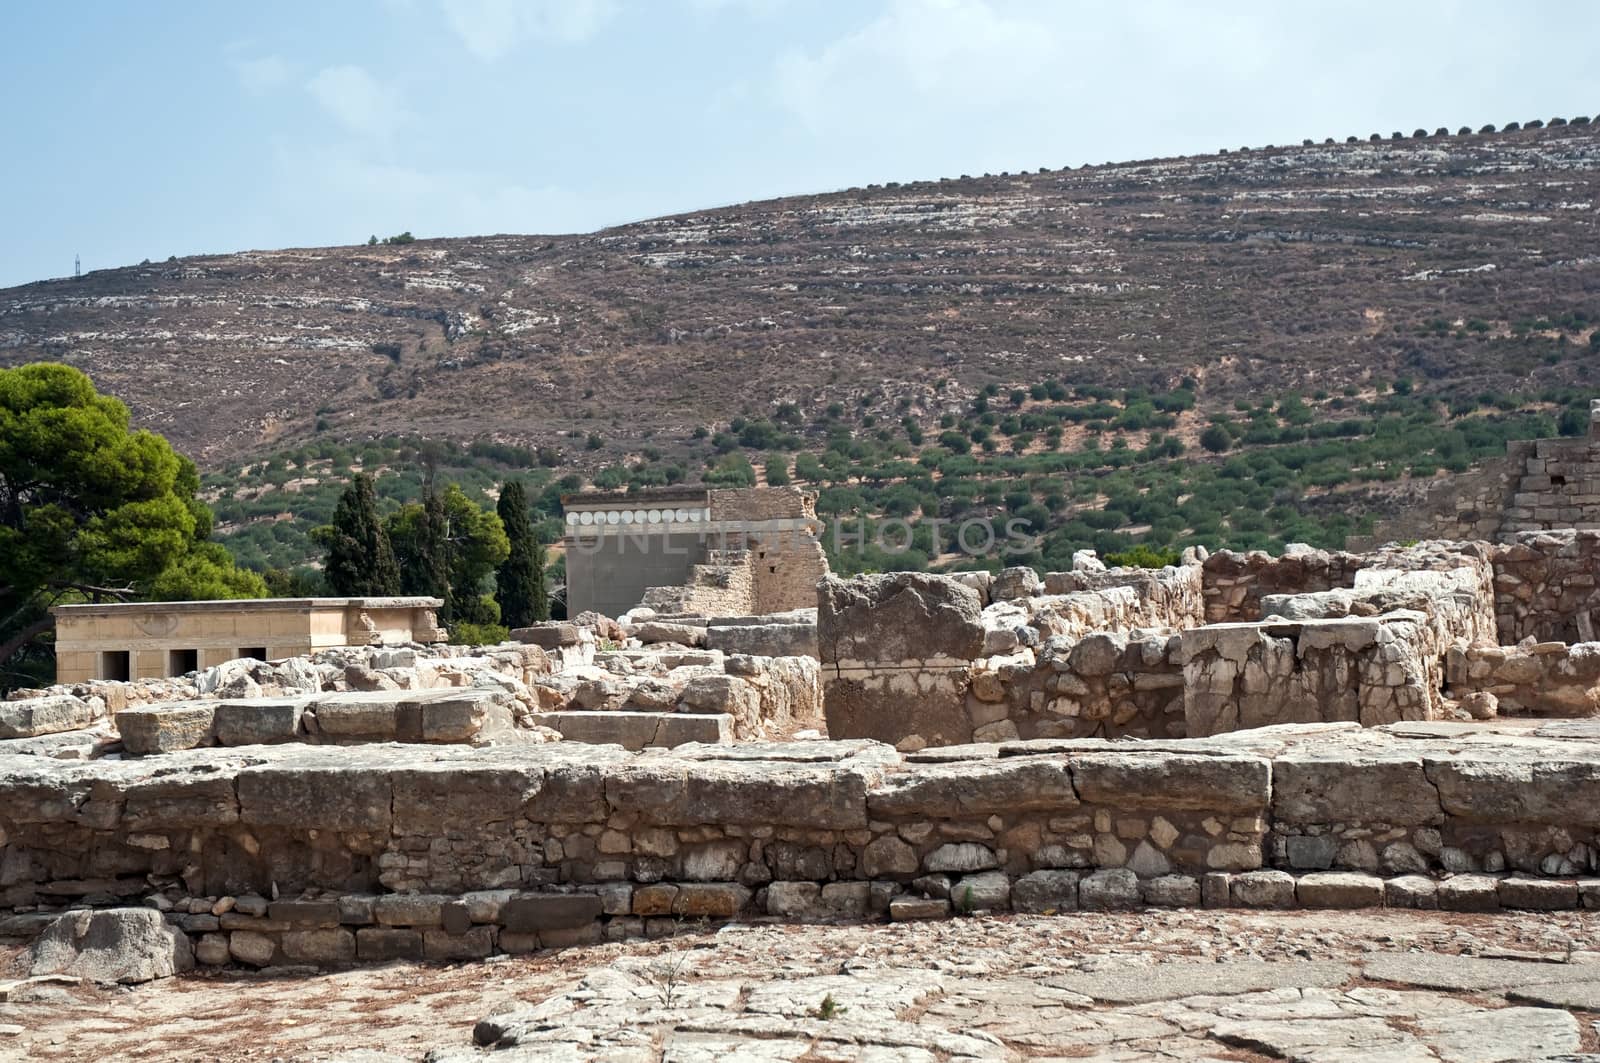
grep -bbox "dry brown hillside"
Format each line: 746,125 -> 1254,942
2,122 -> 1598,468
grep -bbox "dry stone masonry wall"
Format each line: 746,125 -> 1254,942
7,722 -> 1600,968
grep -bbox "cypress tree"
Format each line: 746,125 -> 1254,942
496,480 -> 548,627
394,490 -> 450,609
324,474 -> 400,596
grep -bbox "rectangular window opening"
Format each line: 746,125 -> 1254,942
167,648 -> 198,676
100,650 -> 130,682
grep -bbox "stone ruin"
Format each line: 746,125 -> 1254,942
6,531 -> 1600,979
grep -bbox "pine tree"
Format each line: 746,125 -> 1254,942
322,474 -> 400,596
496,480 -> 548,627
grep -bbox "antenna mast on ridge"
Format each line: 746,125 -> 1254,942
74,254 -> 81,278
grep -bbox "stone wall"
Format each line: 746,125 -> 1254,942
7,723 -> 1600,965
640,549 -> 757,616
1181,615 -> 1436,737
1201,548 -> 1365,623
1446,640 -> 1600,717
1350,450 -> 1522,550
966,631 -> 1186,742
1489,530 -> 1600,643
1502,413 -> 1600,534
1352,402 -> 1600,548
820,567 -> 1202,748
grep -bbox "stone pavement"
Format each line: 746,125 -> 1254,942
9,908 -> 1600,1061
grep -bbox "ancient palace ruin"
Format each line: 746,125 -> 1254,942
10,441 -> 1600,1063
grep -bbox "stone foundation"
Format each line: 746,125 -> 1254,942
6,721 -> 1600,967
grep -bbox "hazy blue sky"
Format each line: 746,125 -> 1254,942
3,0 -> 1597,287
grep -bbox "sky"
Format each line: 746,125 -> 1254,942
2,0 -> 1598,288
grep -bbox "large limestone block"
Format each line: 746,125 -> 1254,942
1069,752 -> 1269,814
619,756 -> 875,831
390,759 -> 544,836
117,702 -> 217,754
632,621 -> 707,647
213,698 -> 307,746
121,763 -> 242,829
0,695 -> 96,739
237,750 -> 393,831
818,572 -> 984,664
823,670 -> 973,748
545,711 -> 732,751
420,691 -> 512,742
1423,752 -> 1600,827
29,908 -> 193,984
867,757 -> 1077,819
705,623 -> 818,658
310,692 -> 403,739
1272,751 -> 1442,826
512,623 -> 581,648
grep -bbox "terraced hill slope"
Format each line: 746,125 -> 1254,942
3,123 -> 1597,468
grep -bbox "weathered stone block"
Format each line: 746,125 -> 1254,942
545,711 -> 732,751
373,894 -> 445,928
1071,753 -> 1268,814
0,696 -> 96,740
861,835 -> 919,879
924,843 -> 997,873
1079,869 -> 1140,910
819,572 -> 984,664
1142,875 -> 1201,907
356,928 -> 423,961
673,883 -> 752,918
868,757 -> 1076,819
1231,870 -> 1295,908
1295,872 -> 1383,909
952,871 -> 1010,912
423,926 -> 495,961
888,896 -> 949,921
766,881 -> 822,917
116,703 -> 216,754
282,928 -> 356,964
213,698 -> 306,746
229,929 -> 276,966
1498,876 -> 1578,911
1438,874 -> 1502,912
1384,875 -> 1438,909
502,893 -> 604,931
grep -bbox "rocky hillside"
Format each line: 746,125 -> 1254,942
3,122 -> 1598,469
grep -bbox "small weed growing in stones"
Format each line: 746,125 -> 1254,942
811,993 -> 846,1020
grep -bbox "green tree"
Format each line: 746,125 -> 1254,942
495,480 -> 547,628
387,491 -> 449,600
387,484 -> 508,625
317,474 -> 400,596
1200,424 -> 1234,454
0,363 -> 266,683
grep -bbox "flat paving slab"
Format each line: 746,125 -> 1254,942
1362,952 -> 1600,991
1046,958 -> 1355,1003
1506,981 -> 1600,1011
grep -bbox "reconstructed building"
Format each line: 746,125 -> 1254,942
561,486 -> 829,618
49,597 -> 445,684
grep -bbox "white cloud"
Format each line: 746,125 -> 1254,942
774,0 -> 1064,135
439,0 -> 617,60
306,66 -> 407,138
234,55 -> 292,95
